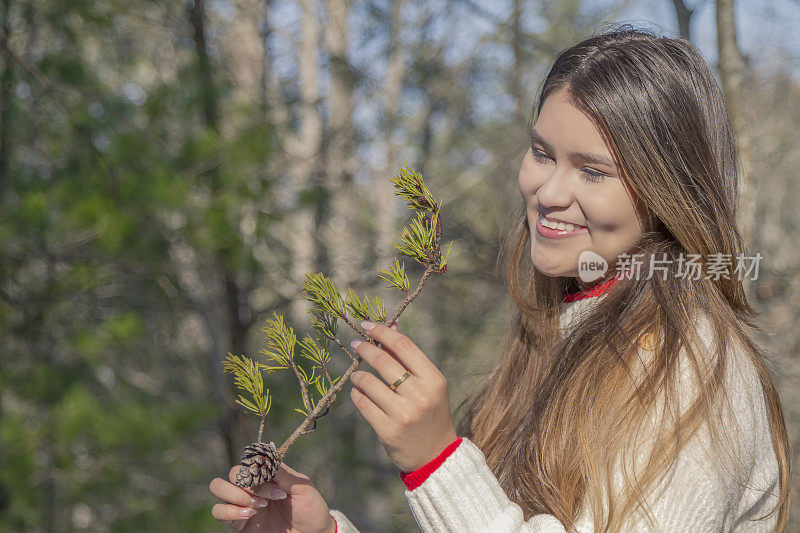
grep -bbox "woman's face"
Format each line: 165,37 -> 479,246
518,87 -> 644,284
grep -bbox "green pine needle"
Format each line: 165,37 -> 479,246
377,257 -> 410,292
368,295 -> 386,322
393,211 -> 436,265
391,161 -> 438,212
258,312 -> 296,369
438,241 -> 454,271
344,289 -> 386,322
315,375 -> 341,397
301,273 -> 345,316
297,334 -> 331,366
310,310 -> 337,340
223,353 -> 272,418
297,364 -> 318,385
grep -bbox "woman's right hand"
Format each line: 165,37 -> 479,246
209,459 -> 337,533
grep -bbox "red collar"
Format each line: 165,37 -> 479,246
563,275 -> 619,303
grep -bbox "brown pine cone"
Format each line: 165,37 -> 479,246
234,441 -> 282,488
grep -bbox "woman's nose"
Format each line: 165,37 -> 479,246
536,165 -> 574,209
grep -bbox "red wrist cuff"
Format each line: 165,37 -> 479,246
398,437 -> 463,491
332,516 -> 337,533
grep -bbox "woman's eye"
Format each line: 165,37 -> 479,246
581,168 -> 606,182
531,149 -> 551,163
531,148 -> 607,182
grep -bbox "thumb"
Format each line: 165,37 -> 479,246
390,321 -> 399,331
263,458 -> 313,495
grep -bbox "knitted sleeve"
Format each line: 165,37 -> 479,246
401,319 -> 780,532
329,509 -> 361,533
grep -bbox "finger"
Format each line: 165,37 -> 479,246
211,502 -> 257,522
267,459 -> 320,496
349,370 -> 406,416
232,456 -> 318,498
360,322 -> 435,376
390,321 -> 399,331
350,385 -> 392,434
227,466 -> 289,500
210,478 -> 269,509
351,339 -> 412,393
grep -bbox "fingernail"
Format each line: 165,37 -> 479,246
361,321 -> 375,330
350,339 -> 362,350
250,497 -> 269,508
270,487 -> 288,499
240,508 -> 257,517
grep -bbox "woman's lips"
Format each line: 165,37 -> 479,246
535,215 -> 588,239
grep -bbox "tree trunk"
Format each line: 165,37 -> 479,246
375,0 -> 405,272
716,0 -> 756,309
511,0 -> 526,122
671,0 -> 695,41
321,0 -> 358,290
0,0 -> 13,198
287,0 -> 323,327
716,0 -> 754,251
189,0 -> 253,466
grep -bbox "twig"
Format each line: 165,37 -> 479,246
331,335 -> 357,361
276,264 -> 437,458
257,416 -> 266,443
286,347 -> 314,413
388,267 -> 433,326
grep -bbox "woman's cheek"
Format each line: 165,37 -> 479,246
584,208 -> 643,263
518,154 -> 548,202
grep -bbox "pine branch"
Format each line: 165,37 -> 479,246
387,265 -> 436,327
344,289 -> 386,322
391,160 -> 439,212
223,354 -> 272,419
377,257 -> 411,293
224,162 -> 453,479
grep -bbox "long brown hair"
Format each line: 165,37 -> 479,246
455,25 -> 790,532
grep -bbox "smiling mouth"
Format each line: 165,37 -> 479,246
538,214 -> 586,232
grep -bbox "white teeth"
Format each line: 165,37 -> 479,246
540,216 -> 581,232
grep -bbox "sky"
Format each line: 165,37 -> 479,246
622,0 -> 800,78
259,0 -> 800,88
254,0 -> 799,172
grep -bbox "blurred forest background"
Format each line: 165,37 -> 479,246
0,0 -> 798,531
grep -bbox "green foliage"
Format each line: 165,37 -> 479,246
222,354 -> 272,418
293,365 -> 321,416
297,333 -> 331,366
439,240 -> 454,272
301,272 -> 345,316
377,257 -> 411,292
301,272 -> 345,342
344,288 -> 386,322
315,373 -> 341,398
393,210 -> 439,265
310,310 -> 338,341
258,312 -> 296,373
391,160 -> 440,212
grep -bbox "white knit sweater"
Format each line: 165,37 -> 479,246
328,293 -> 781,532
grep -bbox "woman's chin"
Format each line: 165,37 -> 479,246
532,257 -> 576,278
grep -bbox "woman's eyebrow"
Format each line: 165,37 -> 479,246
530,129 -> 616,167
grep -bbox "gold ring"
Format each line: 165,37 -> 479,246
389,370 -> 411,392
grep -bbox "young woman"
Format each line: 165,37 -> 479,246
209,26 -> 790,532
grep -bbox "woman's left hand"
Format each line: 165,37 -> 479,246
349,320 -> 458,473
